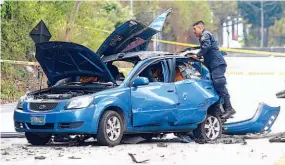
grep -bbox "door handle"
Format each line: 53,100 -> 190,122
167,89 -> 174,92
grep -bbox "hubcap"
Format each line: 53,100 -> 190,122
204,116 -> 220,140
106,116 -> 121,141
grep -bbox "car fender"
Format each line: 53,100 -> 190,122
91,96 -> 130,133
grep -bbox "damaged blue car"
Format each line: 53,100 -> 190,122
14,9 -> 280,146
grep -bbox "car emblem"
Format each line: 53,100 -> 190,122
38,104 -> 47,110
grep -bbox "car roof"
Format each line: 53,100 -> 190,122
102,51 -> 191,63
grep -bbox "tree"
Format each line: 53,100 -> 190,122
0,1 -> 130,101
210,1 -> 238,46
120,1 -> 213,52
158,1 -> 213,52
269,1 -> 285,46
70,1 -> 130,50
64,1 -> 81,41
238,1 -> 284,47
1,1 -> 75,101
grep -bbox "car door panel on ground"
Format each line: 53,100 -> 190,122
131,59 -> 179,127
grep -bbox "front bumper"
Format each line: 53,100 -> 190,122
13,104 -> 97,134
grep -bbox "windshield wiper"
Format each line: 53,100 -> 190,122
64,82 -> 115,86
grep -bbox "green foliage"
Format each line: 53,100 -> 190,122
1,1 -> 130,101
238,1 -> 284,46
1,79 -> 22,100
72,1 -> 130,50
157,1 -> 213,50
238,1 -> 283,28
269,2 -> 285,46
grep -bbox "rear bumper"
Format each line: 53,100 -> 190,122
13,105 -> 97,134
224,103 -> 280,135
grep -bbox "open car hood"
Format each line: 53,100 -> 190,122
35,42 -> 116,85
97,8 -> 172,57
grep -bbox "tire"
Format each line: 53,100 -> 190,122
97,110 -> 124,146
193,111 -> 222,141
25,132 -> 51,146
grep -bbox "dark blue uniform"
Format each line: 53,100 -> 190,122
197,30 -> 232,110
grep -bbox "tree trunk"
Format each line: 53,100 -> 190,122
256,28 -> 260,47
64,1 -> 81,41
217,21 -> 224,46
242,22 -> 248,47
264,27 -> 269,47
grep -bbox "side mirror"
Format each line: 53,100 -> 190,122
133,77 -> 149,87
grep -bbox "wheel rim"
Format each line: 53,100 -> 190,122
106,116 -> 121,141
204,116 -> 220,140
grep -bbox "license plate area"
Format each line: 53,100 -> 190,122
30,116 -> 46,125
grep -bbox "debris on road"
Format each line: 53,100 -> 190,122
121,135 -> 145,144
27,152 -> 35,156
21,146 -> 28,150
2,151 -> 10,155
68,156 -> 81,159
190,135 -> 247,144
128,153 -> 149,163
268,132 -> 285,143
276,89 -> 285,98
53,147 -> 63,150
157,143 -> 168,147
261,154 -> 267,159
269,137 -> 285,143
242,141 -> 247,145
0,132 -> 25,138
215,137 -> 246,144
35,156 -> 46,160
173,134 -> 193,143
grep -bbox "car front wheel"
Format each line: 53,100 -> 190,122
97,110 -> 124,146
25,132 -> 51,145
193,112 -> 222,141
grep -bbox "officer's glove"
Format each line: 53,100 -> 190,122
220,51 -> 227,56
180,47 -> 191,52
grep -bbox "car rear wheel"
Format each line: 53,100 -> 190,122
97,110 -> 124,146
25,132 -> 51,145
193,112 -> 222,141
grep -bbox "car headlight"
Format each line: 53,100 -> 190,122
16,95 -> 27,110
65,96 -> 94,109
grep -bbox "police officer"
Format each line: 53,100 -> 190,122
187,20 -> 236,119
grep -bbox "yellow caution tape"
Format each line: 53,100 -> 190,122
151,39 -> 285,57
1,60 -> 284,76
0,59 -> 39,66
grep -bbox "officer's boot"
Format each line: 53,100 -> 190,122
221,99 -> 236,119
